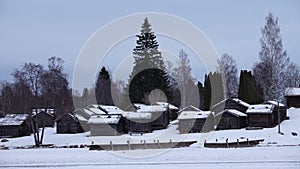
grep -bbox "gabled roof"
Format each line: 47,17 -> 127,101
122,111 -> 152,120
263,100 -> 285,107
285,87 -> 300,96
178,111 -> 210,120
246,104 -> 274,114
0,114 -> 29,126
232,98 -> 250,108
178,105 -> 201,114
217,109 -> 247,117
98,105 -> 124,114
88,115 -> 121,124
153,102 -> 179,110
32,108 -> 55,117
137,105 -> 167,112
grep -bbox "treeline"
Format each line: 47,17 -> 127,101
1,13 -> 299,115
0,57 -> 73,115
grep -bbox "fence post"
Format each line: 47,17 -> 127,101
226,138 -> 228,148
127,140 -> 131,150
110,141 -> 113,151
144,140 -> 147,149
157,140 -> 161,149
237,139 -> 239,147
170,139 -> 173,148
247,138 -> 250,147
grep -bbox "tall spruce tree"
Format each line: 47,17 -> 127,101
203,74 -> 211,111
95,67 -> 114,105
125,18 -> 172,105
238,70 -> 264,104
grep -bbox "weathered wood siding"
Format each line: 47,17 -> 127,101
179,118 -> 206,133
286,96 -> 300,108
216,112 -> 247,130
34,112 -> 54,128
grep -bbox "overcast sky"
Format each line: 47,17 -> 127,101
0,0 -> 299,92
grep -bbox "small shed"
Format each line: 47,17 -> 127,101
178,110 -> 212,133
0,114 -> 30,137
263,101 -> 287,122
215,109 -> 248,130
55,113 -> 84,134
122,111 -> 152,133
88,114 -> 123,136
137,105 -> 169,130
177,105 -> 202,116
211,98 -> 250,113
284,87 -> 300,108
246,104 -> 275,127
153,102 -> 179,121
33,109 -> 55,128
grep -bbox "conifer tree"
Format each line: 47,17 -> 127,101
124,18 -> 172,105
95,67 -> 113,105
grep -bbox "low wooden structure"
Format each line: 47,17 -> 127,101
122,111 -> 152,134
263,101 -> 287,122
0,114 -> 30,137
215,109 -> 248,130
137,105 -> 169,130
33,109 -> 55,128
285,87 -> 300,108
204,138 -> 264,148
246,104 -> 276,127
153,102 -> 179,121
88,114 -> 124,136
211,98 -> 250,113
55,113 -> 84,134
178,108 -> 212,133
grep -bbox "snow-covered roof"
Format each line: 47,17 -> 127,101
178,111 -> 210,120
263,101 -> 285,107
88,107 -> 106,115
137,105 -> 167,112
88,115 -> 121,124
0,114 -> 29,126
74,114 -> 88,122
122,111 -> 152,120
285,87 -> 300,96
220,109 -> 247,117
246,104 -> 274,114
178,105 -> 201,114
133,103 -> 148,109
153,102 -> 179,110
232,98 -> 250,108
32,108 -> 55,117
98,105 -> 124,114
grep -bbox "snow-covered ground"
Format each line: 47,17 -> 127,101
0,108 -> 300,168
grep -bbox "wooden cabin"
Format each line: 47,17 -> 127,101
122,111 -> 152,134
153,102 -> 179,121
177,105 -> 202,116
215,109 -> 247,130
88,114 -> 123,136
177,109 -> 212,133
285,87 -> 300,108
137,105 -> 169,130
55,113 -> 84,134
211,98 -> 250,113
33,109 -> 55,128
0,114 -> 31,137
246,104 -> 275,127
263,101 -> 287,122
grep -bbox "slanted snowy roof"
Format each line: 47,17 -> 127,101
88,107 -> 106,115
153,102 -> 179,110
137,105 -> 167,112
133,103 -> 148,109
178,111 -> 210,120
74,114 -> 88,122
285,87 -> 300,96
32,108 -> 55,117
246,104 -> 274,114
263,101 -> 285,107
122,111 -> 152,120
178,105 -> 201,114
0,114 -> 29,126
232,98 -> 250,108
98,105 -> 124,114
88,115 -> 121,124
220,109 -> 247,117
